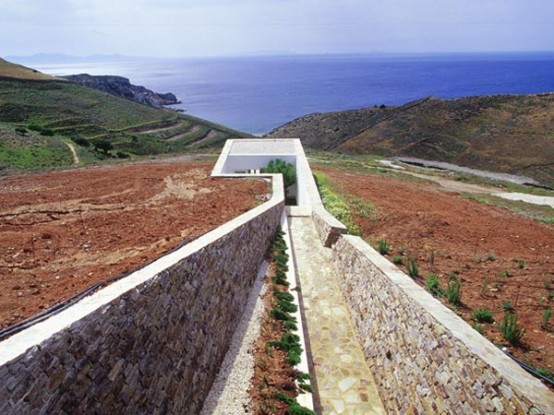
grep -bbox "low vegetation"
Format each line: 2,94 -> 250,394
313,172 -> 360,234
269,94 -> 554,187
250,228 -> 314,415
500,312 -> 525,346
261,159 -> 296,188
0,60 -> 249,172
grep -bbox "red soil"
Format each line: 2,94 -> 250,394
0,162 -> 268,330
320,168 -> 554,381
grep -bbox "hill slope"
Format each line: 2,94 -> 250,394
0,58 -> 249,172
268,94 -> 554,187
0,57 -> 59,81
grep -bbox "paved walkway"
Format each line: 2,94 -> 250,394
287,213 -> 385,415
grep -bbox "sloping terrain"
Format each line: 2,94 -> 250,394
0,57 -> 58,81
0,58 -> 249,172
268,94 -> 554,187
316,165 -> 554,386
0,162 -> 268,329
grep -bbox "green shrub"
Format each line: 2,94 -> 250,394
445,278 -> 462,306
261,159 -> 296,187
267,332 -> 303,366
500,312 -> 525,345
377,239 -> 390,255
406,257 -> 419,278
392,256 -> 403,265
472,308 -> 494,323
72,136 -> 90,147
425,274 -> 443,297
501,300 -> 514,312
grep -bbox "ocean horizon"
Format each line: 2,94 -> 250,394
15,52 -> 554,135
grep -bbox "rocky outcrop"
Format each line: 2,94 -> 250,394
63,74 -> 181,108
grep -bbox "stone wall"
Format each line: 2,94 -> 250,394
0,201 -> 283,414
312,205 -> 347,247
332,235 -> 554,415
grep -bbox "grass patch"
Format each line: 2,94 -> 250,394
313,172 -> 360,234
462,193 -> 554,224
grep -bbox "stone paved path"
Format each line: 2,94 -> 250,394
287,214 -> 386,415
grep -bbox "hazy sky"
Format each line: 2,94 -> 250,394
1,0 -> 553,57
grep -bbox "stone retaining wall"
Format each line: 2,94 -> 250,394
332,235 -> 554,415
312,205 -> 347,247
0,199 -> 283,414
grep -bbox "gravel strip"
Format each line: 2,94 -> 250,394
200,262 -> 269,415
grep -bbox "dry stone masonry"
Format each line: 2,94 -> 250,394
331,235 -> 554,414
0,200 -> 283,414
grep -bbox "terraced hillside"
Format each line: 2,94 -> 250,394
0,58 -> 249,172
268,94 -> 554,187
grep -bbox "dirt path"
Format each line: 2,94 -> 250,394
65,142 -> 79,164
319,168 -> 554,380
138,121 -> 183,134
167,124 -> 203,142
0,162 -> 268,329
401,171 -> 554,207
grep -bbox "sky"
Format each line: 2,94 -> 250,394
1,0 -> 554,58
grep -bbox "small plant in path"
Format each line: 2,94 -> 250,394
500,311 -> 525,345
472,308 -> 494,323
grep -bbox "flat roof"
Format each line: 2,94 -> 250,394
229,139 -> 298,155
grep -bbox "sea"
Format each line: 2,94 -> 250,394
16,52 -> 554,135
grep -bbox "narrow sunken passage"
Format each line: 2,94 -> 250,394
287,214 -> 385,415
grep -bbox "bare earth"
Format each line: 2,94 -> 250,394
320,168 -> 554,379
0,162 -> 268,329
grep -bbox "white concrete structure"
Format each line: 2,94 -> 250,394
213,138 -> 311,207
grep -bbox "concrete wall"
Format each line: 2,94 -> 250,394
0,179 -> 284,414
332,235 -> 554,415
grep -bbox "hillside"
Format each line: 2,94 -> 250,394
0,57 -> 58,81
0,58 -> 249,172
268,94 -> 554,187
63,74 -> 180,108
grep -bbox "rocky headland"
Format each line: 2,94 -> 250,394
63,74 -> 181,108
